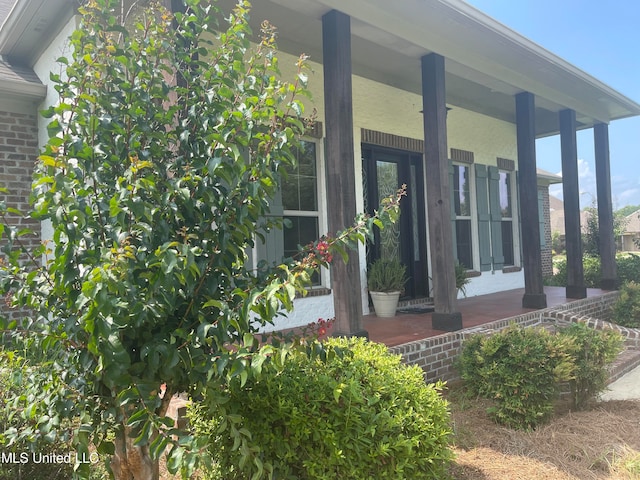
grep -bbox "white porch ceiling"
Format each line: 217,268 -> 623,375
3,0 -> 639,137
230,0 -> 640,137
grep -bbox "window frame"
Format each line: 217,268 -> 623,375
452,162 -> 477,270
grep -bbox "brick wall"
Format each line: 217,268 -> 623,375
540,186 -> 554,278
390,292 -> 626,383
0,110 -> 41,321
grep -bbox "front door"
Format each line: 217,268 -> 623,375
363,145 -> 428,299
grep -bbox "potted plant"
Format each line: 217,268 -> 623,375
455,261 -> 471,297
367,258 -> 408,317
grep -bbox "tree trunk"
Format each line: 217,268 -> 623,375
110,389 -> 174,480
111,427 -> 159,480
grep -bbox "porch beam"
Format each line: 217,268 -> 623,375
515,92 -> 547,308
322,10 -> 366,337
559,109 -> 586,298
594,123 -> 618,289
421,53 -> 462,331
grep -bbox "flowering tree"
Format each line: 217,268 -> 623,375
0,1 -> 400,479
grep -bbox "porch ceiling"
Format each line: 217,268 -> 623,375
229,0 -> 640,137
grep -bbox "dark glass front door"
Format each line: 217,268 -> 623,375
363,145 -> 428,299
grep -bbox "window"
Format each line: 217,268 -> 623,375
453,164 -> 473,269
259,140 -> 319,285
499,171 -> 514,266
282,141 -> 319,256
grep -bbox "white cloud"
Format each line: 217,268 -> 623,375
543,160 -> 640,209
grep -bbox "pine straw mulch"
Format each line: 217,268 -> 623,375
447,388 -> 640,480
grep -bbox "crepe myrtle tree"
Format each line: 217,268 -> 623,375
0,1 -> 402,479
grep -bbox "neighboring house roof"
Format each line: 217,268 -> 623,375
548,194 -> 591,236
625,210 -> 640,234
537,168 -> 562,186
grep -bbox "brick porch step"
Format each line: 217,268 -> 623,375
607,347 -> 640,384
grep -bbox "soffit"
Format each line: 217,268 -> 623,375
250,0 -> 640,137
0,0 -> 75,67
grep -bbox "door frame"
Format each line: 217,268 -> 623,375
362,144 -> 428,299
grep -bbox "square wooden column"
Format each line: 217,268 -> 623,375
421,53 -> 462,331
516,92 -> 547,308
559,109 -> 586,298
594,123 -> 618,290
322,10 -> 366,337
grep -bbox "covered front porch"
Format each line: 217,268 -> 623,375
363,286 -> 639,383
366,286 -> 609,347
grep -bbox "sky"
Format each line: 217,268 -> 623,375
465,0 -> 640,210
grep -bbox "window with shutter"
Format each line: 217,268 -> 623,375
452,163 -> 473,269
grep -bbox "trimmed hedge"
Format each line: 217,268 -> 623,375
190,337 -> 453,479
613,281 -> 640,328
457,324 -> 622,429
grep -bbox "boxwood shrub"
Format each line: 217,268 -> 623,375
457,324 -> 622,429
613,281 -> 640,328
190,337 -> 453,480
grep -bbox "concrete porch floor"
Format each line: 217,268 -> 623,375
365,286 -> 610,347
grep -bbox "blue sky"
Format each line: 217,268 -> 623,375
465,0 -> 640,209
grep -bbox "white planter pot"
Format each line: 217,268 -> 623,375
369,291 -> 401,318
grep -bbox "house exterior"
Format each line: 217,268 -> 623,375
0,0 -> 639,335
621,212 -> 640,252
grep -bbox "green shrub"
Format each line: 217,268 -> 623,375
612,281 -> 640,328
191,337 -> 453,479
560,323 -> 623,409
0,350 -> 109,480
367,258 -> 408,292
617,254 -> 640,284
457,324 -> 623,429
583,255 -> 602,287
0,351 -> 75,480
457,326 -> 574,430
546,254 -> 640,287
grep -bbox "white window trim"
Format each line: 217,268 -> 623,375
453,162 -> 479,271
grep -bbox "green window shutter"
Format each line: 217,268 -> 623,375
538,189 -> 546,248
488,166 -> 505,270
449,162 -> 458,260
474,164 -> 493,271
256,188 -> 285,266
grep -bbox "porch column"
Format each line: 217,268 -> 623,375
516,92 -> 547,308
421,53 -> 462,331
594,123 -> 618,289
559,109 -> 586,298
322,10 -> 366,337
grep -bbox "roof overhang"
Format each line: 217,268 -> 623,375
223,0 -> 640,137
0,0 -> 75,67
2,0 -> 639,138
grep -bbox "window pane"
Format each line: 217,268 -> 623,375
282,141 -> 318,211
298,175 -> 317,211
456,219 -> 473,269
376,161 -> 401,261
499,171 -> 512,218
284,216 -> 320,284
454,165 -> 470,216
502,220 -> 514,266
